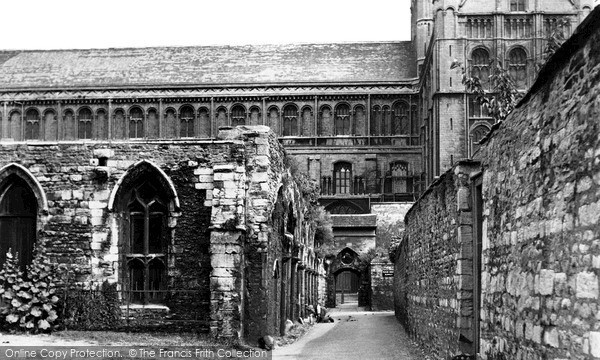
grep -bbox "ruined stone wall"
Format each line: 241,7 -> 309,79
0,141 -> 231,326
0,125 -> 322,340
472,10 -> 600,359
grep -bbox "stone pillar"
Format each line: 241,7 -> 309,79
209,230 -> 244,338
454,161 -> 481,352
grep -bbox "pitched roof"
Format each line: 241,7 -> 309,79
0,42 -> 416,90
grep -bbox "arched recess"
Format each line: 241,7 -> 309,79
507,46 -> 528,89
43,109 -> 58,141
230,104 -> 246,127
318,105 -> 333,136
249,106 -> 261,126
282,104 -> 299,137
0,163 -> 49,270
324,199 -> 364,214
179,105 -> 195,138
326,247 -> 368,308
470,47 -> 491,89
470,123 -> 492,154
0,163 -> 49,214
334,103 -> 351,136
198,107 -> 211,138
108,160 -> 180,305
108,160 -> 180,212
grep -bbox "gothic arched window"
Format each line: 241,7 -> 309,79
231,105 -> 246,127
283,104 -> 299,136
384,161 -> 410,194
129,107 -> 144,139
334,104 -> 351,135
179,105 -> 195,138
0,177 -> 37,271
25,109 -> 40,140
392,102 -> 409,135
78,108 -> 93,139
471,48 -> 491,88
123,179 -> 169,304
508,48 -> 527,89
471,125 -> 491,154
333,162 -> 352,194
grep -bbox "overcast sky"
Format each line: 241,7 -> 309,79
0,0 -> 413,50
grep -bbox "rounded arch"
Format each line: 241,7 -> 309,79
470,46 -> 490,62
469,121 -> 492,134
178,104 -> 195,116
445,5 -> 456,12
113,107 -> 125,116
146,106 -> 158,115
0,163 -> 48,214
8,109 -> 21,118
267,105 -> 280,114
282,103 -> 298,113
128,105 -> 145,118
334,102 -> 351,112
163,106 -> 177,116
230,103 -> 247,113
506,45 -> 529,58
318,104 -> 332,114
25,107 -> 40,119
108,160 -> 180,212
42,108 -> 56,117
63,108 -> 74,116
197,106 -> 210,114
248,105 -> 261,114
470,123 -> 492,144
301,105 -> 313,114
77,106 -> 93,117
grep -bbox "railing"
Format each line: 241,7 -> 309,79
279,135 -> 420,147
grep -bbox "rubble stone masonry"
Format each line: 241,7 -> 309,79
0,125 -> 322,340
395,7 -> 600,360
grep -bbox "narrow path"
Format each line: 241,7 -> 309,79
273,305 -> 422,360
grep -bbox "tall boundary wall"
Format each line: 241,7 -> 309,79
394,7 -> 600,360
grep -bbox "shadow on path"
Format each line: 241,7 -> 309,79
273,304 -> 422,360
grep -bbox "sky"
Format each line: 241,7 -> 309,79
0,0 -> 413,50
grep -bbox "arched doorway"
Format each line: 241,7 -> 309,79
0,176 -> 38,270
335,269 -> 360,305
326,248 -> 371,308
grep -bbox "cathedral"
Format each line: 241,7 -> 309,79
0,0 -> 594,341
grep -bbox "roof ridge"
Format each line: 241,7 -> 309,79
0,40 -> 412,53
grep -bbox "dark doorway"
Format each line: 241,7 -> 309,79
335,270 -> 360,304
0,177 -> 37,270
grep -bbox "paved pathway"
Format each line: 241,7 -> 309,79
273,303 -> 423,360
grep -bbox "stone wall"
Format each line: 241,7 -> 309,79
371,256 -> 395,311
473,9 -> 600,359
0,125 -> 324,341
394,168 -> 476,358
395,8 -> 600,360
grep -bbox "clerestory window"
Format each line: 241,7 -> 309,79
78,108 -> 93,139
